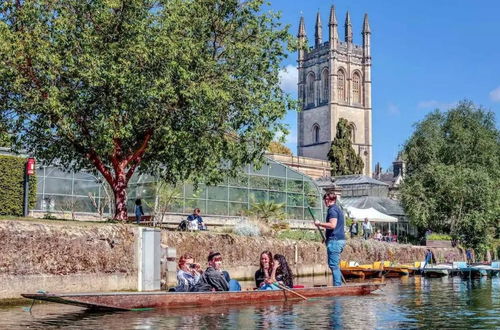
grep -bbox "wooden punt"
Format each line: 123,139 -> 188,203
21,283 -> 384,311
383,266 -> 410,278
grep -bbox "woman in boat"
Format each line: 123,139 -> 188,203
173,253 -> 202,292
255,250 -> 273,288
260,254 -> 293,290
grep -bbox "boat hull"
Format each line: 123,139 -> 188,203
22,283 -> 384,311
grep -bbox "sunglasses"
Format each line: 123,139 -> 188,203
212,257 -> 223,262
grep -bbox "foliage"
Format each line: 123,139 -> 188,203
0,155 -> 37,216
245,200 -> 286,222
328,118 -> 364,176
232,220 -> 261,237
426,233 -> 452,241
276,229 -> 322,242
401,101 -> 500,252
0,0 -> 294,220
152,182 -> 182,224
267,141 -> 292,155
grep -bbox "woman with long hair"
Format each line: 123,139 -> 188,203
271,254 -> 293,288
255,250 -> 273,288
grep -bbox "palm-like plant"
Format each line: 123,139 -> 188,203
246,201 -> 286,223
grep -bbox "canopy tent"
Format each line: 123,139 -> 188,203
345,207 -> 398,223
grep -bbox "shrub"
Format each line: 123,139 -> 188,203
233,220 -> 261,237
427,233 -> 452,241
276,229 -> 322,242
0,155 -> 37,216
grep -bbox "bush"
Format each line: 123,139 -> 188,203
427,233 -> 452,241
0,155 -> 37,216
233,220 -> 261,237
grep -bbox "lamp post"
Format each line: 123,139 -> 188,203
24,157 -> 36,217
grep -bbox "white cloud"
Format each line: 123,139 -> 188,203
279,65 -> 298,94
489,86 -> 500,102
417,100 -> 456,110
387,103 -> 400,115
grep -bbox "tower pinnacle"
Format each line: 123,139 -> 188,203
345,11 -> 352,43
315,12 -> 322,47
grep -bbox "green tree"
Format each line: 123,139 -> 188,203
401,100 -> 500,252
327,118 -> 364,176
0,0 -> 293,220
267,141 -> 292,155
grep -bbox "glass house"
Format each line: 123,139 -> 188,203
34,157 -> 324,221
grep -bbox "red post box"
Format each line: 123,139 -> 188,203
26,157 -> 36,176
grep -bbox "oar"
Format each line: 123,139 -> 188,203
307,207 -> 347,285
275,282 -> 308,300
307,206 -> 325,243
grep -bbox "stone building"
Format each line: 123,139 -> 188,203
297,6 -> 372,176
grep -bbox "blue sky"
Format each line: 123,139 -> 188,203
270,0 -> 500,171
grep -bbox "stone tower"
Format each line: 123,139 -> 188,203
297,7 -> 372,175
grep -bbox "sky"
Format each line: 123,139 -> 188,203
269,0 -> 500,171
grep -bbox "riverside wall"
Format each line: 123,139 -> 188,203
1,220 -> 465,300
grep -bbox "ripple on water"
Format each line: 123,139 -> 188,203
0,277 -> 499,329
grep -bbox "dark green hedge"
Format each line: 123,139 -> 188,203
0,155 -> 37,216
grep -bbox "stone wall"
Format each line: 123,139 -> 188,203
0,220 -> 138,299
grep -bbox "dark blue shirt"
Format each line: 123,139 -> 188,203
187,214 -> 203,224
325,204 -> 345,240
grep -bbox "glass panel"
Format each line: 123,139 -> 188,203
287,179 -> 303,193
134,183 -> 156,198
35,195 -> 44,210
286,168 -> 303,180
229,202 -> 247,216
305,194 -> 320,208
73,179 -> 100,197
185,199 -> 206,213
268,162 -> 286,178
44,178 -> 73,195
207,186 -> 228,201
269,177 -> 286,191
229,188 -> 248,202
248,190 -> 267,203
73,197 -> 97,213
287,207 -> 304,220
207,201 -> 228,216
73,171 -> 98,181
37,178 -> 45,193
269,191 -> 286,204
185,184 -> 207,199
168,198 -> 184,213
249,175 -> 269,190
287,193 -> 303,207
306,208 -> 322,221
250,163 -> 268,175
45,167 -> 73,179
228,174 -> 248,187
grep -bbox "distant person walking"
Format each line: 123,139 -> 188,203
362,218 -> 372,240
135,198 -> 144,224
314,192 -> 346,287
349,220 -> 359,238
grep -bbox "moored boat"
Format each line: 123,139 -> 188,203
22,283 -> 384,311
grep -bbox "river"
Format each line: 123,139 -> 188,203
1,276 -> 498,329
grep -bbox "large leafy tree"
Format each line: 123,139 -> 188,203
267,141 -> 292,155
327,118 -> 364,176
0,0 -> 293,220
401,101 -> 500,251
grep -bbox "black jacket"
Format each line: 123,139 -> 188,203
191,267 -> 229,292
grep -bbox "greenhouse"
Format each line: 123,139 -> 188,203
34,156 -> 324,221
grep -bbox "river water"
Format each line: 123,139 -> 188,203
1,276 -> 499,329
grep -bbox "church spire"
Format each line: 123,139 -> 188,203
345,11 -> 353,43
362,13 -> 371,34
315,12 -> 322,47
362,13 -> 371,59
329,5 -> 338,49
298,16 -> 306,62
298,16 -> 306,39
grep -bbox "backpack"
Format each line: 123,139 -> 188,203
178,219 -> 189,231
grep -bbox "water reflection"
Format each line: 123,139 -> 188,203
1,277 -> 498,329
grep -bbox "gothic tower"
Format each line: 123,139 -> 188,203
297,7 -> 372,175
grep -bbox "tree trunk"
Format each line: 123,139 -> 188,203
113,170 -> 129,221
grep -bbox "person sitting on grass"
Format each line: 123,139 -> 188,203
259,254 -> 293,290
255,250 -> 273,288
187,208 -> 207,231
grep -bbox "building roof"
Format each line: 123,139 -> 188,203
333,174 -> 389,186
339,196 -> 405,216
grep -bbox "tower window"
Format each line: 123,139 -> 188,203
321,69 -> 329,103
349,123 -> 356,143
313,124 -> 320,143
306,72 -> 315,106
337,69 -> 345,102
353,72 -> 361,104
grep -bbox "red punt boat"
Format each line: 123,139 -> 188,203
22,283 -> 384,311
